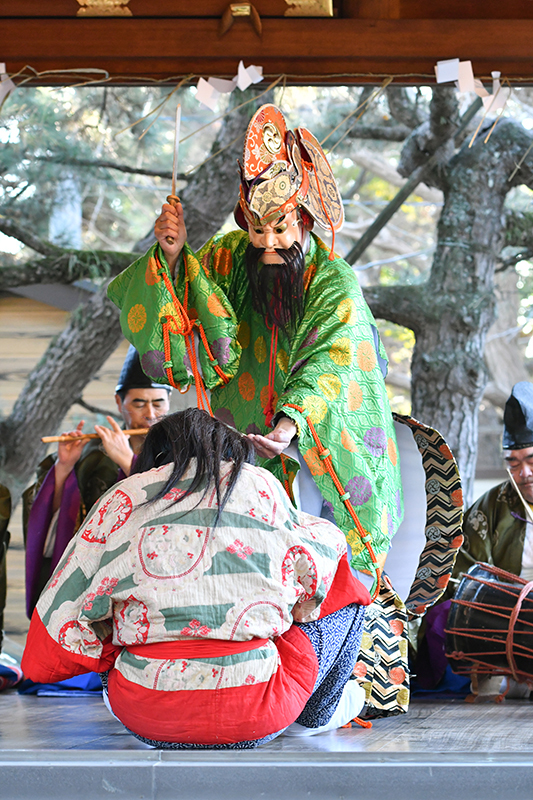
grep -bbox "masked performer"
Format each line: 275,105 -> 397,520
107,105 -> 403,586
22,409 -> 371,747
23,347 -> 171,617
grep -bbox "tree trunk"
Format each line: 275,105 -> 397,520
48,171 -> 82,249
410,121 -> 533,504
0,91 -> 261,501
0,286 -> 123,500
483,268 -> 530,408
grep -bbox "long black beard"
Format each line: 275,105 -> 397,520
245,242 -> 305,335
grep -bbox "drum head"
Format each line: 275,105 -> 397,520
446,563 -> 533,678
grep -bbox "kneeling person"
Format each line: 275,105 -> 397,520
22,409 -> 370,748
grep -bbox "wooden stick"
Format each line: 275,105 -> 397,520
166,103 -> 181,245
42,428 -> 149,444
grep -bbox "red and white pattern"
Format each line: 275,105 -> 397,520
116,596 -> 150,645
58,619 -> 101,656
82,576 -> 118,611
226,540 -> 254,560
82,489 -> 132,543
180,619 -> 212,637
281,545 -> 318,601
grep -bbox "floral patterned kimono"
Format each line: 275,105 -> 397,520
22,460 -> 369,745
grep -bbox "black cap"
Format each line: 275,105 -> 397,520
503,382 -> 533,450
115,346 -> 171,394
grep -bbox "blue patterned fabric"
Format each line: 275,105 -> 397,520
295,603 -> 366,727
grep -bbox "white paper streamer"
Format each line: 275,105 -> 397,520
435,58 -> 460,84
434,59 -> 510,107
482,71 -> 511,110
196,61 -> 263,111
456,61 -> 476,94
196,77 -> 220,111
208,77 -> 237,94
0,63 -> 15,106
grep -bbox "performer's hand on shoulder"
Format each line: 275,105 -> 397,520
154,201 -> 187,276
95,417 -> 134,476
247,418 -> 297,459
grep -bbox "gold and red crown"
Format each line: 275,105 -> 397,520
235,104 -> 344,238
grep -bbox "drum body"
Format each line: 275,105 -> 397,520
445,563 -> 533,682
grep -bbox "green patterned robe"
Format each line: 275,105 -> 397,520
108,231 -> 403,577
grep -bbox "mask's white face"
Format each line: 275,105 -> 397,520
247,208 -> 306,264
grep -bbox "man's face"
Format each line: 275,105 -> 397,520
247,208 -> 305,264
115,388 -> 170,430
505,446 -> 533,503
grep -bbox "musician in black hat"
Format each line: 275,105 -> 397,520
23,347 -> 171,617
454,381 -> 533,582
416,382 -> 533,692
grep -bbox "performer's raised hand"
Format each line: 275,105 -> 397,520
154,201 -> 187,276
95,416 -> 135,476
247,418 -> 297,459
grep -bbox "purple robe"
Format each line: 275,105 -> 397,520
25,458 -> 135,618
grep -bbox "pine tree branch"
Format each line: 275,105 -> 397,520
345,97 -> 483,265
0,247 -> 133,288
386,87 -> 423,130
0,284 -> 123,496
362,284 -> 426,334
33,155 -> 186,182
74,397 -> 121,420
338,123 -> 412,145
429,86 -> 460,144
504,209 -> 533,249
0,218 -> 62,257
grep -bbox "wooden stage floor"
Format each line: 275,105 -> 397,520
1,693 -> 533,800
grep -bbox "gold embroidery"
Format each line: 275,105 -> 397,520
76,0 -> 132,17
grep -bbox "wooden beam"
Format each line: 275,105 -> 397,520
3,0 -> 533,18
4,18 -> 533,83
0,1 -> 321,16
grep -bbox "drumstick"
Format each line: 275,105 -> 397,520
41,428 -> 150,444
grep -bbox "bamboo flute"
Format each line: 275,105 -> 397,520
42,428 -> 149,444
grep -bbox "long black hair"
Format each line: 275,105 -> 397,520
132,408 -> 255,524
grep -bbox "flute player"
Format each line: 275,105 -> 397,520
23,347 -> 171,617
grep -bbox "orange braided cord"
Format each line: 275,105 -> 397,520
309,161 -> 336,261
506,580 -> 533,683
160,273 -> 193,335
279,453 -> 292,498
284,403 -> 381,599
342,716 -> 373,729
156,252 -> 213,416
264,326 -> 279,428
161,321 -> 178,389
